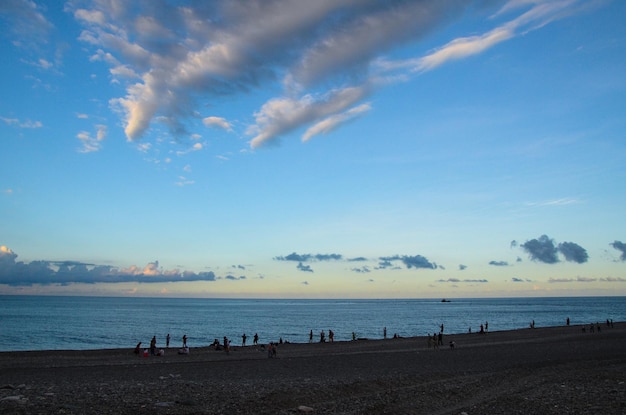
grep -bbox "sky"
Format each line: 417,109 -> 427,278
0,0 -> 625,299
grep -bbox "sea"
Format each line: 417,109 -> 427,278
0,296 -> 624,352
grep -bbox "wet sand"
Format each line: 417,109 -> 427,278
1,323 -> 625,414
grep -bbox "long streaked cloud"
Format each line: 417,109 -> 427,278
438,278 -> 488,283
0,245 -> 224,286
38,0 -> 589,150
0,116 -> 43,129
274,252 -> 343,262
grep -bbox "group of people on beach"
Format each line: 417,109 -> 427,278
582,319 -> 615,333
134,316 -> 619,357
134,333 -> 190,356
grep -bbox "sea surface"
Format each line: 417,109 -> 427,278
0,296 -> 624,352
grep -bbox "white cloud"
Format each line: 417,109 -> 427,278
250,84 -> 371,148
77,124 -> 107,153
0,116 -> 42,129
414,27 -> 513,72
65,0 -> 592,149
302,103 -> 371,143
203,116 -> 232,131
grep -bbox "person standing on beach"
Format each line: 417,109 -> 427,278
309,329 -> 313,343
253,333 -> 259,345
384,327 -> 387,339
485,321 -> 488,332
242,333 -> 247,347
182,334 -> 187,347
150,336 -> 157,356
223,336 -> 230,354
166,333 -> 170,348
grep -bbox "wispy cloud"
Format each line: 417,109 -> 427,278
77,124 -> 107,153
53,0 -> 590,150
524,198 -> 580,207
1,116 -> 42,129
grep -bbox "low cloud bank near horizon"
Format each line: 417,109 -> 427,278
1,237 -> 623,287
0,246 -> 220,286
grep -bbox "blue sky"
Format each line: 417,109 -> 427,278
1,0 -> 625,298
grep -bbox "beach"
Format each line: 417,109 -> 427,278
0,324 -> 624,414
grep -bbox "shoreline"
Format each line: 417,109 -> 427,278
1,323 -> 625,414
0,322 -> 616,355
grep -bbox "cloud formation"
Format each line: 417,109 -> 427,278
274,252 -> 342,262
610,241 -> 626,261
53,0 -> 587,149
0,245 -> 220,286
378,255 -> 437,270
520,235 -> 589,264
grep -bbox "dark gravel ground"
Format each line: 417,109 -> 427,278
1,324 -> 624,414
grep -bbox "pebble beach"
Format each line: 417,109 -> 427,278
1,324 -> 624,414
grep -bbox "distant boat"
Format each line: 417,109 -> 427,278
441,299 -> 451,302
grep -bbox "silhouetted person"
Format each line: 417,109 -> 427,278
242,333 -> 247,346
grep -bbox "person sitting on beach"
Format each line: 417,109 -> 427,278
178,346 -> 189,355
449,341 -> 456,349
134,342 -> 142,355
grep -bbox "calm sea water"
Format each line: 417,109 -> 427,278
0,296 -> 624,352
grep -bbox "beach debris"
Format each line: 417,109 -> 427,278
298,405 -> 314,412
